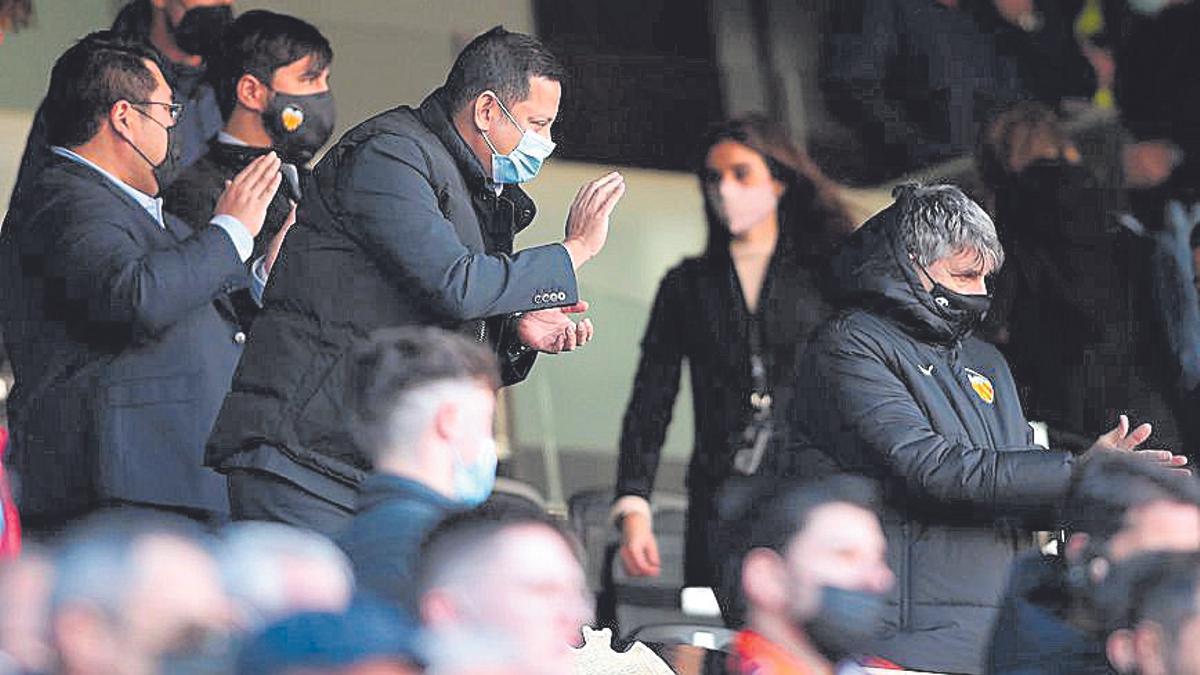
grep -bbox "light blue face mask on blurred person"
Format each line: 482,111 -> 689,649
453,437 -> 498,506
1128,0 -> 1172,15
480,96 -> 556,184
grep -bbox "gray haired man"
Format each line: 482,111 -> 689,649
787,184 -> 1187,674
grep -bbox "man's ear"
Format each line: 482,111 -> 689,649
236,73 -> 271,114
431,399 -> 461,445
109,100 -> 136,138
472,91 -> 500,135
741,548 -> 788,613
420,588 -> 461,629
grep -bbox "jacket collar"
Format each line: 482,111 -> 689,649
415,87 -> 538,232
357,472 -> 459,513
44,153 -> 180,238
206,137 -> 274,169
830,202 -> 964,345
416,88 -> 491,191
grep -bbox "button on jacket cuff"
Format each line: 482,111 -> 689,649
211,215 -> 253,262
523,243 -> 579,309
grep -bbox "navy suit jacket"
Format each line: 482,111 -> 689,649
0,153 -> 249,520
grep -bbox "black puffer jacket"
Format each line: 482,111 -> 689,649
789,203 -> 1079,674
206,89 -> 578,485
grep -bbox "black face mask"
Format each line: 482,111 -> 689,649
170,5 -> 234,57
800,586 -> 889,662
126,107 -> 183,194
262,89 -> 336,166
917,260 -> 993,339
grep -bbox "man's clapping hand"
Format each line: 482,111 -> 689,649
1085,414 -> 1190,474
214,152 -> 283,239
517,301 -> 595,354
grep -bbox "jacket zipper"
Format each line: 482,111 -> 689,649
900,519 -> 912,630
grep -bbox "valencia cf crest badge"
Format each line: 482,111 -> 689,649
965,368 -> 995,404
281,105 -> 305,132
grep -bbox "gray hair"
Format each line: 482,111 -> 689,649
217,522 -> 354,630
893,183 -> 1005,272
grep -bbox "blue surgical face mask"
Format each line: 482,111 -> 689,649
1128,0 -> 1172,16
453,436 -> 498,506
479,95 -> 556,184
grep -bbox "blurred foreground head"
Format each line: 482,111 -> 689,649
1063,453 -> 1200,588
734,476 -> 893,665
45,513 -> 232,675
1100,551 -> 1200,675
217,521 -> 354,631
415,506 -> 593,675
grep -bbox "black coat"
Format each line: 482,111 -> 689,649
985,161 -> 1185,455
206,89 -> 578,487
822,0 -> 1094,180
788,204 -> 1077,674
1112,0 -> 1200,201
163,139 -> 296,330
986,552 -> 1112,675
615,239 -> 831,584
0,155 -> 249,521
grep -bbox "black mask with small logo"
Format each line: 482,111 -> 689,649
262,90 -> 336,166
915,259 -> 993,340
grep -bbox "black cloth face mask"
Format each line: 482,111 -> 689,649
262,89 -> 336,166
171,5 -> 234,57
801,586 -> 889,662
916,258 -> 993,339
125,107 -> 183,195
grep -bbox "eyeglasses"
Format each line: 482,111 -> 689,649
132,101 -> 183,121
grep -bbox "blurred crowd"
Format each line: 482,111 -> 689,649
2,0 -> 1200,674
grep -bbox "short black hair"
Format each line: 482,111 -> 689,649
743,475 -> 880,556
1062,453 -> 1200,551
442,26 -> 566,114
210,9 -> 333,119
346,326 -> 500,460
414,503 -> 579,601
44,31 -> 164,148
1096,551 -> 1200,644
718,475 -> 880,626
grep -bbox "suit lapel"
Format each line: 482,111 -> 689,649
57,158 -> 173,243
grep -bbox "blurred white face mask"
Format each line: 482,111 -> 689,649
710,181 -> 779,237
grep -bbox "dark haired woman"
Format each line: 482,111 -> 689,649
612,115 -> 853,587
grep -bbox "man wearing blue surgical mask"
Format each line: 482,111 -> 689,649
335,327 -> 504,615
207,26 -> 626,535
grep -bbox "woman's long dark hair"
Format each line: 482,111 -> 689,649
699,114 -> 852,258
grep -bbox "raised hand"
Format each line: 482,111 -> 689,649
214,152 -> 283,239
562,172 -> 626,269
